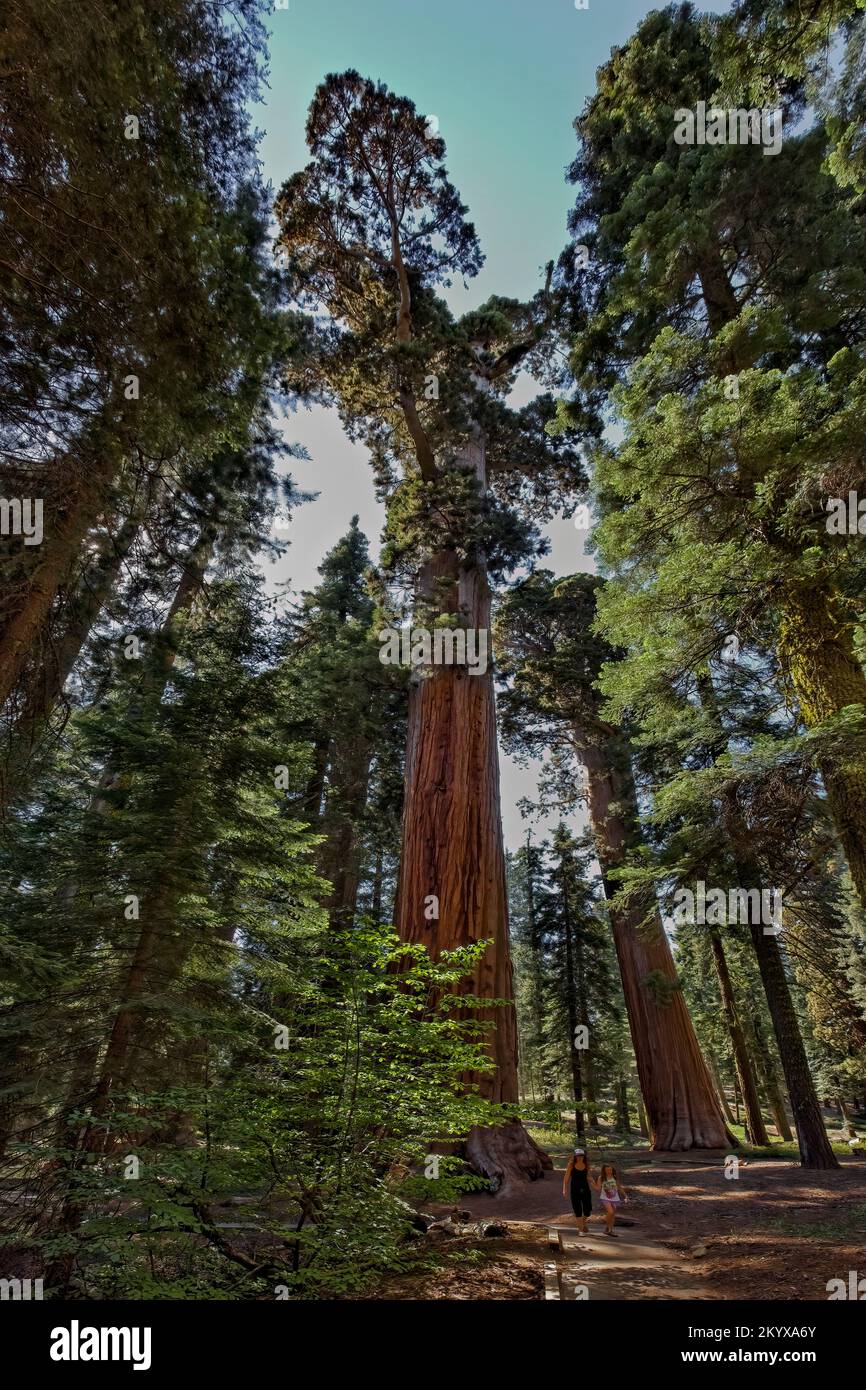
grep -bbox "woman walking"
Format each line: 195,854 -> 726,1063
562,1146 -> 594,1235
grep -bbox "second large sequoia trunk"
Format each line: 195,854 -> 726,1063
580,734 -> 733,1150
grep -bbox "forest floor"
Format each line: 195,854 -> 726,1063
354,1223 -> 549,1300
625,1151 -> 866,1300
368,1141 -> 866,1300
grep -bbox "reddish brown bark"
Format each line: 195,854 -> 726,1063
393,438 -> 549,1185
394,549 -> 517,1104
746,921 -> 839,1167
579,736 -> 733,1150
1,511 -> 145,813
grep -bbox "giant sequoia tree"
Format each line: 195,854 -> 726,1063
2,0 -> 862,1302
275,72 -> 581,1184
496,572 -> 732,1149
551,2 -> 864,1165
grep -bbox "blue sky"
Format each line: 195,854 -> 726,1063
259,0 -> 732,843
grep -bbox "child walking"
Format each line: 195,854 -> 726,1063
594,1162 -> 627,1236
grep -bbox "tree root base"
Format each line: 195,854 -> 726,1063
464,1120 -> 552,1192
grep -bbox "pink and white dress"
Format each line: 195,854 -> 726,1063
599,1177 -> 621,1207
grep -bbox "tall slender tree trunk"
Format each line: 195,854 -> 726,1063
583,1054 -> 597,1115
695,677 -> 823,1159
635,1078 -> 649,1138
742,1005 -> 793,1141
708,1052 -> 736,1126
302,736 -> 330,826
617,1076 -> 632,1134
707,922 -> 769,1145
574,914 -> 594,1125
0,458 -> 118,711
723,793 -> 839,1168
837,1096 -> 857,1138
524,836 -> 547,1097
750,928 -> 835,1164
560,861 -> 585,1141
394,437 -> 548,1186
370,846 -> 383,927
0,1038 -> 32,1160
1,508 -> 144,813
578,733 -> 732,1149
320,735 -> 372,929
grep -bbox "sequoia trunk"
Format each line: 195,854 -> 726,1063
579,734 -> 733,1150
394,438 -> 549,1186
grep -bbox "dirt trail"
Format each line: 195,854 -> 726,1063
454,1148 -> 866,1300
456,1155 -> 716,1300
547,1224 -> 713,1300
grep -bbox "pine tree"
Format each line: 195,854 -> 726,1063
507,841 -> 549,1105
0,1 -> 288,751
560,2 -> 866,918
536,826 -> 621,1141
278,517 -> 406,929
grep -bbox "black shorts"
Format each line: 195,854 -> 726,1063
570,1178 -> 592,1217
